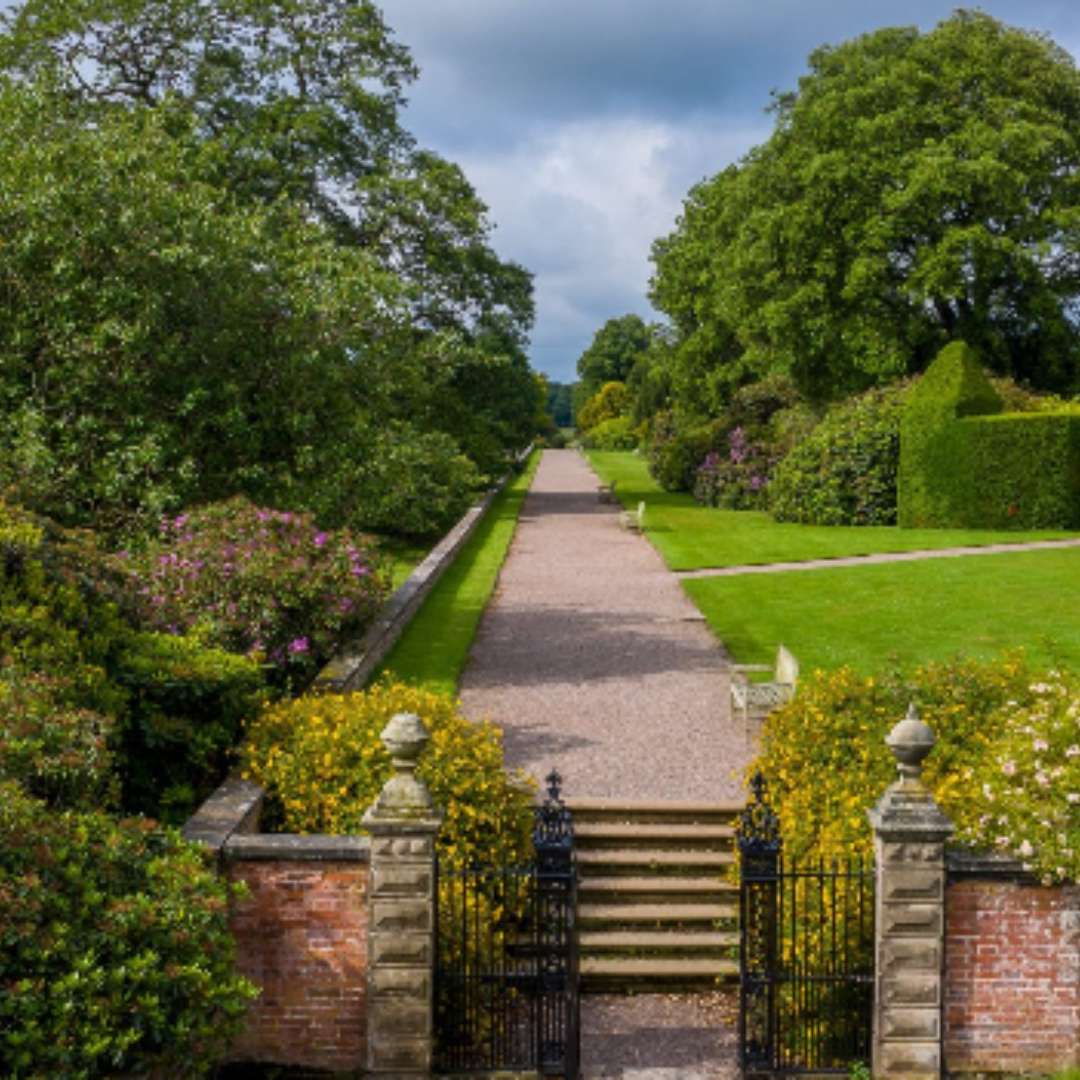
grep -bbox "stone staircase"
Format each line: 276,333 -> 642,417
567,798 -> 742,993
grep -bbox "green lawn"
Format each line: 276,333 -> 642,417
588,451 -> 1076,571
589,450 -> 1080,675
373,452 -> 541,694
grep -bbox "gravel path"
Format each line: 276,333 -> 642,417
458,448 -> 751,802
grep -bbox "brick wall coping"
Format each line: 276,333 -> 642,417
183,775 -> 370,865
313,448 -> 532,695
947,848 -> 1037,883
224,833 -> 370,863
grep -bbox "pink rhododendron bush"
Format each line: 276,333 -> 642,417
114,497 -> 391,690
753,653 -> 1080,884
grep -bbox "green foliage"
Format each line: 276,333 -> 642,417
583,415 -> 637,451
900,342 -> 1080,529
770,383 -> 912,526
573,314 -> 655,417
646,414 -> 725,492
652,11 -> 1080,405
114,498 -> 391,692
0,673 -> 117,812
753,653 -> 1080,884
0,781 -> 257,1078
577,381 -> 631,433
240,682 -> 534,868
112,633 -> 265,823
351,426 -> 487,538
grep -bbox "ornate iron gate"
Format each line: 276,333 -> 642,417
434,772 -> 580,1078
738,774 -> 875,1076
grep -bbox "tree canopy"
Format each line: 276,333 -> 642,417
0,0 -> 540,538
651,10 -> 1080,407
574,314 -> 657,418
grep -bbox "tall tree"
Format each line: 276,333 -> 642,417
574,314 -> 656,417
0,0 -> 534,342
652,11 -> 1080,404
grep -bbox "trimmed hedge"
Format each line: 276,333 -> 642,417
900,341 -> 1080,529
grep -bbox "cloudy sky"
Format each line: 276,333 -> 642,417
376,1 -> 1080,384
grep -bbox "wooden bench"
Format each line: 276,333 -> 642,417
598,479 -> 617,504
731,644 -> 799,731
618,501 -> 645,532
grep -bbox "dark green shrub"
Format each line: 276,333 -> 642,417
113,633 -> 265,823
0,781 -> 257,1078
770,383 -> 912,526
727,374 -> 804,428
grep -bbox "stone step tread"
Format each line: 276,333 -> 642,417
579,902 -> 736,923
577,849 -> 734,868
580,957 -> 740,978
579,930 -> 738,950
575,822 -> 736,843
578,876 -> 736,895
568,799 -> 742,823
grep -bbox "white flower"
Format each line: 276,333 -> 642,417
1002,760 -> 1017,776
1018,839 -> 1035,858
1034,738 -> 1050,752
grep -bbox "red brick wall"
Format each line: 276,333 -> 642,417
945,877 -> 1080,1074
225,857 -> 369,1074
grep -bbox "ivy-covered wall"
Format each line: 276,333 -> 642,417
899,342 -> 1080,529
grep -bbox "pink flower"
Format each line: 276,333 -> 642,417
1001,760 -> 1017,776
288,637 -> 310,655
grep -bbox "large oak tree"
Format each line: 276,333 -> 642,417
652,11 -> 1080,406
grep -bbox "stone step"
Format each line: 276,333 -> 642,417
578,875 -> 737,901
575,822 -> 736,848
579,930 -> 738,952
580,955 -> 739,990
568,798 -> 742,828
579,902 -> 736,926
577,849 -> 734,873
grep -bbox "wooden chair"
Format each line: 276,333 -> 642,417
618,501 -> 645,532
598,479 -> 617,504
731,644 -> 799,731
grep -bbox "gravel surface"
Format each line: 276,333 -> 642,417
457,449 -> 744,1078
458,449 -> 751,802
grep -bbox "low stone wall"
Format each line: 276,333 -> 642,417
945,853 -> 1080,1076
315,451 -> 530,694
183,779 -> 371,1076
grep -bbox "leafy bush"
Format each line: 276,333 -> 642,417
240,681 -> 534,867
348,425 -> 486,537
113,633 -> 265,823
694,427 -> 776,510
115,498 -> 390,691
751,653 -> 1080,885
0,672 -> 117,812
583,415 -> 637,450
577,381 -> 630,433
647,413 -> 725,492
769,383 -> 912,526
0,781 -> 257,1078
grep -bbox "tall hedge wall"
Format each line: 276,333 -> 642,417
899,342 -> 1080,529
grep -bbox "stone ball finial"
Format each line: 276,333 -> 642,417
381,711 -> 431,764
885,702 -> 936,783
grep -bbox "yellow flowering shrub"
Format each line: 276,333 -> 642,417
752,653 -> 1048,863
240,681 -> 534,867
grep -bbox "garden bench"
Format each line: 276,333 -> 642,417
730,644 -> 799,730
598,479 -> 617,504
618,501 -> 645,532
